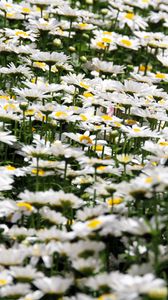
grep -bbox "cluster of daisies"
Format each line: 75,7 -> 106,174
0,0 -> 168,299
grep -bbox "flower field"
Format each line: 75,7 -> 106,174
0,0 -> 168,299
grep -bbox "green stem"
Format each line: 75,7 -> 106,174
64,160 -> 68,180
36,157 -> 39,191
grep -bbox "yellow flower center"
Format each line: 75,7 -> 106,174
147,288 -> 168,299
118,155 -> 132,163
17,202 -> 33,211
155,73 -> 166,79
158,99 -> 165,105
96,41 -> 106,49
97,294 -> 116,300
101,115 -> 113,121
94,125 -> 102,130
37,112 -> 46,121
159,141 -> 168,146
133,127 -> 141,132
87,219 -> 102,229
125,119 -> 137,125
32,169 -> 45,176
139,65 -> 152,72
15,30 -> 29,37
0,279 -> 7,286
116,104 -> 123,109
58,28 -> 64,35
79,135 -> 93,144
158,43 -> 168,48
80,82 -> 90,89
125,12 -> 134,20
145,99 -> 150,105
80,114 -> 88,121
3,103 -> 16,110
33,61 -> 46,69
22,7 -> 31,13
0,95 -> 10,100
120,39 -> 132,47
114,121 -> 121,127
107,197 -> 123,206
103,31 -> 112,35
122,156 -> 130,163
96,165 -> 106,171
25,109 -> 35,116
5,3 -> 12,7
51,65 -> 58,73
6,165 -> 16,171
145,177 -> 153,184
55,111 -> 68,118
6,13 -> 15,17
83,91 -> 94,98
92,145 -> 104,151
102,37 -> 112,43
79,23 -> 88,28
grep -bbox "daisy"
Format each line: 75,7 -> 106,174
31,51 -> 69,65
5,10 -> 24,20
118,11 -> 148,31
0,249 -> 28,266
72,257 -> 102,273
149,39 -> 168,49
39,206 -> 67,225
50,140 -> 84,159
61,72 -> 90,90
13,87 -> 51,102
0,40 -> 16,55
0,283 -> 32,298
122,124 -> 159,138
0,199 -> 18,218
10,265 -> 43,280
55,4 -> 78,17
117,36 -> 140,50
4,28 -> 37,41
33,276 -> 73,295
0,0 -> 15,13
0,270 -> 12,287
148,11 -> 167,24
64,131 -> 96,146
7,226 -> 36,239
76,204 -> 108,222
123,79 -> 157,96
0,165 -> 24,177
72,240 -> 105,257
157,54 -> 168,67
0,130 -> 16,145
28,17 -> 60,33
85,58 -> 125,74
15,44 -> 37,55
116,153 -> 133,164
17,291 -> 44,300
19,3 -> 32,16
29,0 -> 62,6
0,62 -> 33,79
51,106 -> 75,122
124,0 -> 152,9
150,71 -> 168,82
91,37 -> 117,51
73,22 -> 96,31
